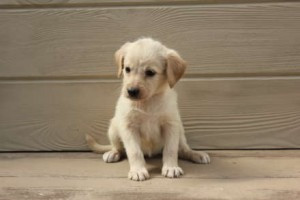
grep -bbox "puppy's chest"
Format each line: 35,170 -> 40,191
140,117 -> 164,156
129,112 -> 165,156
140,115 -> 161,136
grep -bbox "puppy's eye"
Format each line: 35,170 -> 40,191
125,67 -> 131,73
145,69 -> 156,77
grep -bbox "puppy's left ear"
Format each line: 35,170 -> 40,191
166,50 -> 187,88
114,42 -> 131,78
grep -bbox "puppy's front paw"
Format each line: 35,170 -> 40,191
190,151 -> 211,164
103,150 -> 121,163
162,166 -> 184,178
128,168 -> 150,181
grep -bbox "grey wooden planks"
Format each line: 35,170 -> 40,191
0,2 -> 300,78
0,78 -> 299,151
1,0 -> 300,151
0,151 -> 300,200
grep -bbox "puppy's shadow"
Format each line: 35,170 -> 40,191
115,151 -> 267,179
144,152 -> 265,179
143,154 -> 211,176
145,155 -> 163,174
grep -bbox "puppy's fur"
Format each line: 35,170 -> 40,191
86,38 -> 210,181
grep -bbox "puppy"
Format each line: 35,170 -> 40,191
86,38 -> 210,181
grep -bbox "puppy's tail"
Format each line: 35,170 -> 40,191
85,134 -> 111,153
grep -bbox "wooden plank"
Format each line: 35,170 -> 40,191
0,0 -> 297,7
0,151 -> 299,200
0,78 -> 299,151
178,78 -> 300,149
1,2 -> 300,78
0,80 -> 119,151
1,178 -> 300,200
1,151 -> 300,178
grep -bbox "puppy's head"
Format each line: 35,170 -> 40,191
115,38 -> 186,101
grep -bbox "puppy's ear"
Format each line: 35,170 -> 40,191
166,50 -> 187,88
114,42 -> 131,78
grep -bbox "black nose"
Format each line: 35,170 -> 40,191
127,88 -> 140,98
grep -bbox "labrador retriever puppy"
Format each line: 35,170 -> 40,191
86,38 -> 210,181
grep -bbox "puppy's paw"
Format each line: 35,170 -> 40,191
190,151 -> 211,164
128,168 -> 150,181
103,150 -> 121,163
162,166 -> 184,178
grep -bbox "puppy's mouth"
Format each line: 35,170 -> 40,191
128,97 -> 141,101
126,94 -> 147,101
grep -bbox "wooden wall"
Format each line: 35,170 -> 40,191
0,0 -> 300,151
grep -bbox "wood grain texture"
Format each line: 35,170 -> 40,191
0,151 -> 300,200
2,178 -> 299,200
1,151 -> 300,178
1,2 -> 300,78
0,0 -> 298,7
0,78 -> 299,151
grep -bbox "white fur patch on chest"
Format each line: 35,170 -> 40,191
136,112 -> 164,157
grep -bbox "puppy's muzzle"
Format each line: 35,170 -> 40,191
127,87 -> 140,99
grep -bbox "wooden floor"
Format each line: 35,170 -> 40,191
0,151 -> 299,200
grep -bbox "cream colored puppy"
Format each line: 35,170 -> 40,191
86,38 -> 210,181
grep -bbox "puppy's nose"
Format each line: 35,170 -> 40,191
127,88 -> 140,98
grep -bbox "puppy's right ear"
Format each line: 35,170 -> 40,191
114,42 -> 131,78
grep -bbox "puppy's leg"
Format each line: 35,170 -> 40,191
161,124 -> 184,178
178,126 -> 210,164
103,119 -> 124,163
122,130 -> 149,181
